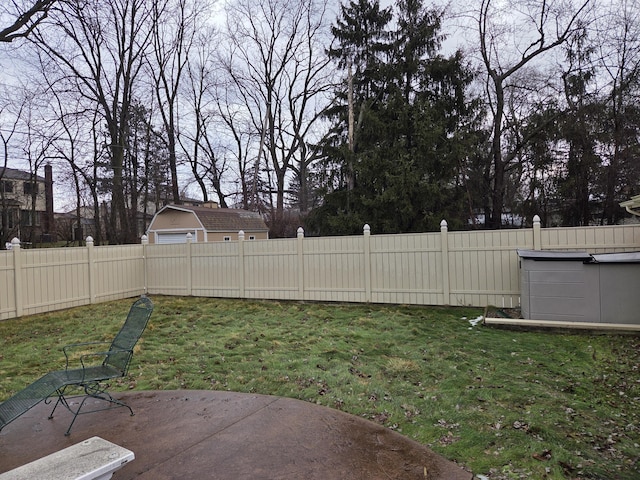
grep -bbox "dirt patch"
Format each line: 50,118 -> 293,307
484,306 -> 522,319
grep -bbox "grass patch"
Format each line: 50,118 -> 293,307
1,296 -> 639,479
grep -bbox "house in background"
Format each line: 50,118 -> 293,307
143,183 -> 208,218
55,206 -> 99,243
1,165 -> 55,246
146,204 -> 269,244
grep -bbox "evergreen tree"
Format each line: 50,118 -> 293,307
307,0 -> 483,235
557,27 -> 601,226
328,0 -> 392,99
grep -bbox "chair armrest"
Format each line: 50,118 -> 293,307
62,342 -> 112,369
81,349 -> 132,382
78,349 -> 132,367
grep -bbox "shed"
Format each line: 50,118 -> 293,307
147,205 -> 269,244
517,249 -> 640,325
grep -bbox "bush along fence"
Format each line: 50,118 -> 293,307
2,216 -> 639,320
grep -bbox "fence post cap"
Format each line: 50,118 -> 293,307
141,235 -> 149,245
11,237 -> 20,245
363,224 -> 370,234
297,227 -> 304,238
533,215 -> 541,224
440,219 -> 448,229
238,230 -> 245,240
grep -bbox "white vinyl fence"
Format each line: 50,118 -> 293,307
2,217 -> 639,320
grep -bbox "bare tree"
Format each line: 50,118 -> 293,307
0,90 -> 26,245
0,0 -> 56,43
163,19 -> 238,209
149,0 -> 203,205
18,89 -> 55,243
594,0 -> 640,224
213,79 -> 258,209
221,0 -> 333,235
189,66 -> 232,206
31,0 -> 153,243
49,90 -> 107,245
478,0 -> 591,228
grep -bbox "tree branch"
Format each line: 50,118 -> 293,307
0,0 -> 56,42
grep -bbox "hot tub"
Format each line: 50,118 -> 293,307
517,250 -> 640,325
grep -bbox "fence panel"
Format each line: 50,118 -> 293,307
303,235 -> 366,303
541,225 -> 640,253
92,245 -> 145,302
191,242 -> 241,297
0,251 -> 16,320
244,238 -> 299,300
17,247 -> 90,316
146,243 -> 190,296
448,229 -> 532,308
369,232 -> 442,305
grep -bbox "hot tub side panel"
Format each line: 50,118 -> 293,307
520,263 -> 531,320
521,258 -> 600,322
597,263 -> 640,324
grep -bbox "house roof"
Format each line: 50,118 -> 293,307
157,205 -> 269,232
0,167 -> 45,182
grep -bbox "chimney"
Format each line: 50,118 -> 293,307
44,163 -> 54,236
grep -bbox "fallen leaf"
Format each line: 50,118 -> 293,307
532,449 -> 552,461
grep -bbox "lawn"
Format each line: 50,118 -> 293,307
1,296 -> 638,479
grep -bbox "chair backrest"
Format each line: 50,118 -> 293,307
104,296 -> 154,375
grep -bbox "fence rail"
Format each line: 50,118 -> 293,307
2,217 -> 639,320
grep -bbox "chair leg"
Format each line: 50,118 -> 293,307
63,394 -> 94,436
48,383 -> 135,436
47,387 -> 68,420
93,390 -> 135,417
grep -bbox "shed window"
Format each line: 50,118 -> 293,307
223,236 -> 231,242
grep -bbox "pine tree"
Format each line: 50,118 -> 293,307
307,0 -> 483,235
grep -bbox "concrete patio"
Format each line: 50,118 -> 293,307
0,390 -> 473,479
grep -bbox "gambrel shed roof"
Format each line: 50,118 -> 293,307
178,205 -> 268,232
146,204 -> 269,244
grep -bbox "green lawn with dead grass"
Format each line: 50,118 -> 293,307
1,296 -> 638,479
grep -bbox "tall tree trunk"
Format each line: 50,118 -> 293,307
488,73 -> 505,229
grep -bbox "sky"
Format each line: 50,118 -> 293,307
0,0 -> 603,213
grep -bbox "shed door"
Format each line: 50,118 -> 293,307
156,232 -> 195,244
